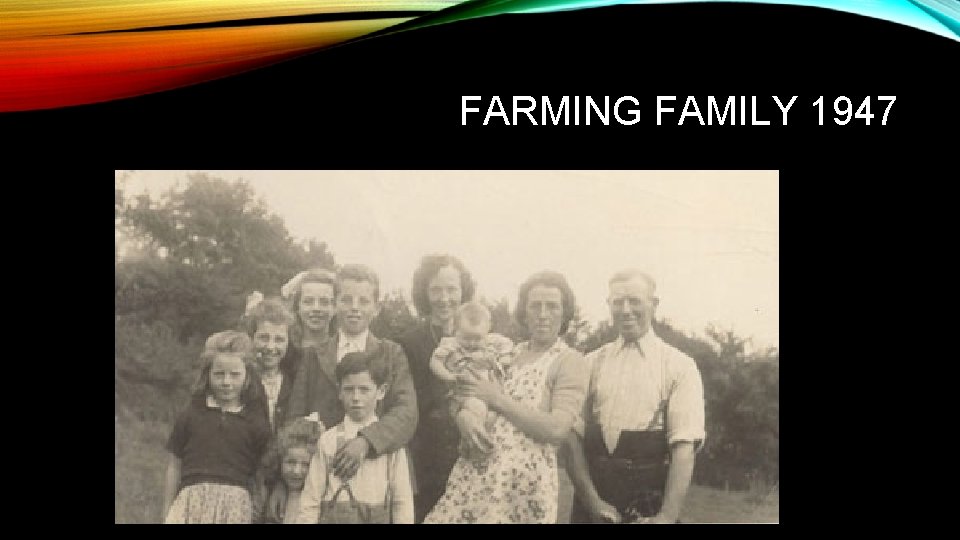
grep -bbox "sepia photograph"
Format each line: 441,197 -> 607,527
115,170 -> 779,524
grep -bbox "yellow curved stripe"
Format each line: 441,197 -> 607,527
0,19 -> 413,111
0,20 -> 412,69
1,0 -> 461,39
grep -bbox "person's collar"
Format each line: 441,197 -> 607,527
260,368 -> 282,381
523,337 -> 567,356
205,394 -> 244,413
615,328 -> 658,356
338,328 -> 370,347
342,413 -> 378,432
260,371 -> 282,392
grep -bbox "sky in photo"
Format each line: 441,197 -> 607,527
119,170 -> 779,350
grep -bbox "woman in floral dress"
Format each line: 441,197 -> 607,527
424,271 -> 588,523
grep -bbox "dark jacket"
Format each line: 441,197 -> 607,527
273,347 -> 301,431
398,321 -> 461,518
284,333 -> 418,456
398,321 -> 449,421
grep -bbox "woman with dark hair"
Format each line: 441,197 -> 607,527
423,271 -> 589,523
398,254 -> 477,522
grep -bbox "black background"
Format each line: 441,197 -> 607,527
10,3 -> 950,523
6,3 -> 958,167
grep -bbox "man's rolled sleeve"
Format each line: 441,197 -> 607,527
666,354 -> 706,451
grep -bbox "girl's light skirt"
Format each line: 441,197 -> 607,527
164,483 -> 252,524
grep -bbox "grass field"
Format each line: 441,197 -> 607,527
115,416 -> 172,524
681,484 -> 779,523
116,417 -> 778,524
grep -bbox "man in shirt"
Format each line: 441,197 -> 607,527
567,269 -> 705,524
285,264 -> 418,481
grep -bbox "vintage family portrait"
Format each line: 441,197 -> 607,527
115,170 -> 779,524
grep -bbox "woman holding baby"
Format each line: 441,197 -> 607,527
423,270 -> 588,524
398,254 -> 479,522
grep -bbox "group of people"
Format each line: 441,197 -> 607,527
160,255 -> 705,524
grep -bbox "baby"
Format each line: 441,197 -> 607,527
429,301 -> 514,460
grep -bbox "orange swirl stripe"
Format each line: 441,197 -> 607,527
0,1 -> 453,111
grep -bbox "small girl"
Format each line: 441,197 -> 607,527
162,331 -> 273,524
429,301 -> 514,460
259,418 -> 323,524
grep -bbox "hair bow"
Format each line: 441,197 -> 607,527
280,271 -> 308,301
245,291 -> 264,316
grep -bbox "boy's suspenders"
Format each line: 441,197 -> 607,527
328,423 -> 396,522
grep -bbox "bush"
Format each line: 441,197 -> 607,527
115,317 -> 200,422
115,172 -> 339,420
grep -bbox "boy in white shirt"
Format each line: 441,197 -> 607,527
297,349 -> 414,523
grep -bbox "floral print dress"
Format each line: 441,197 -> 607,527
424,340 -> 568,524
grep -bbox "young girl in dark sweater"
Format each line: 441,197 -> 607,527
162,331 -> 272,523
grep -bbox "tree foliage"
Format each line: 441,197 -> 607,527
115,173 -> 337,419
485,297 -> 526,342
369,290 -> 419,343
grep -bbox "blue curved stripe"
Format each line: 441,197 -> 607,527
447,0 -> 960,42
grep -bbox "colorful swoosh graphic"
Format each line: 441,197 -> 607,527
1,1 -> 957,112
